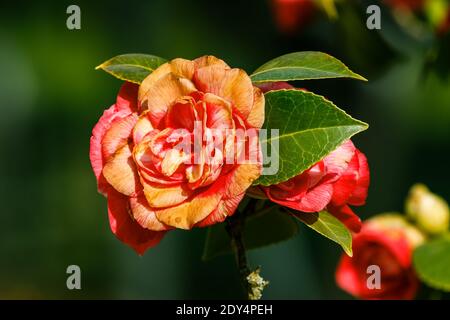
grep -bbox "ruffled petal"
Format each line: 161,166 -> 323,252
133,112 -> 153,144
101,113 -> 138,161
194,66 -> 254,120
348,149 -> 370,206
140,73 -> 196,128
154,183 -> 224,230
322,140 -> 356,179
266,182 -> 333,212
245,87 -> 265,128
195,193 -> 245,228
89,105 -> 118,189
194,55 -> 230,69
107,189 -> 165,255
116,82 -> 139,113
327,204 -> 362,233
152,163 -> 254,229
142,182 -> 191,208
330,152 -> 359,206
129,193 -> 171,231
103,144 -> 141,196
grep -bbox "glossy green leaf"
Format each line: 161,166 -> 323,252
254,89 -> 368,186
250,52 -> 366,83
96,54 -> 167,84
413,235 -> 450,291
291,210 -> 353,256
202,206 -> 299,261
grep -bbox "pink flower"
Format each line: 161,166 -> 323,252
262,140 -> 369,232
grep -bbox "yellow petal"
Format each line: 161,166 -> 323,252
195,66 -> 254,119
246,87 -> 265,128
142,183 -> 191,208
133,112 -> 153,144
224,163 -> 261,198
160,149 -> 189,176
170,58 -> 195,79
196,193 -> 244,227
194,55 -> 230,69
138,58 -> 195,103
155,184 -> 224,229
138,63 -> 172,102
141,73 -> 197,127
103,144 -> 140,196
102,113 -> 137,161
129,195 -> 170,231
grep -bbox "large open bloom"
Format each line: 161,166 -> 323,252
90,56 -> 264,254
335,215 -> 425,299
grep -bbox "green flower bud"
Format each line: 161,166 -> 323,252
405,184 -> 449,235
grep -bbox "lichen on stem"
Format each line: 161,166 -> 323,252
226,198 -> 268,300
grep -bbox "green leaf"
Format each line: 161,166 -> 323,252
254,89 -> 368,186
96,54 -> 167,84
413,235 -> 450,291
202,206 -> 299,261
250,52 -> 366,83
291,210 -> 353,256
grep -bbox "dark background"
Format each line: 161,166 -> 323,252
0,0 -> 448,299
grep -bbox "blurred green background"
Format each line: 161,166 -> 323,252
0,0 -> 449,299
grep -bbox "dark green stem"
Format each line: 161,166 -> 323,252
226,200 -> 257,299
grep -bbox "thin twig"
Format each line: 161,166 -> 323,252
226,209 -> 251,298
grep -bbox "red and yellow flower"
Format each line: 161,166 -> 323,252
90,56 -> 264,254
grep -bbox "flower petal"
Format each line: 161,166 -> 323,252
335,255 -> 363,297
116,82 -> 139,113
133,112 -> 153,144
138,63 -> 172,102
348,149 -> 370,206
245,87 -> 265,128
142,182 -> 191,208
140,73 -> 196,128
203,93 -> 234,130
154,181 -> 226,229
107,189 -> 165,255
194,55 -> 230,69
103,144 -> 141,196
224,163 -> 261,199
138,58 -> 195,105
89,105 -> 119,193
330,153 -> 359,206
101,113 -> 138,161
170,58 -> 195,79
327,204 -> 362,233
194,66 -> 254,119
257,81 -> 295,93
267,182 -> 333,212
129,194 -> 171,231
165,96 -> 197,131
323,140 -> 356,178
196,193 -> 245,227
